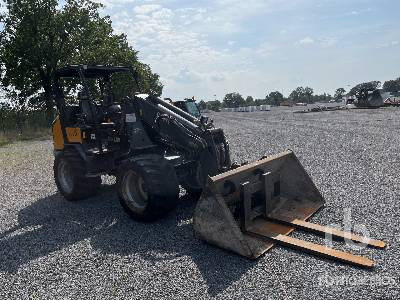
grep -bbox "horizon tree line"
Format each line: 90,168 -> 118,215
198,77 -> 400,111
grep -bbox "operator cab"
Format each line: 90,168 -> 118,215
53,65 -> 133,125
172,98 -> 201,118
53,65 -> 137,154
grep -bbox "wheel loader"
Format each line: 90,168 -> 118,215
52,65 -> 385,268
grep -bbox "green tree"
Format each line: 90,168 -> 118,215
255,98 -> 267,106
303,86 -> 314,103
222,92 -> 245,108
313,93 -> 332,103
0,0 -> 162,123
206,100 -> 221,111
290,86 -> 313,103
334,88 -> 346,100
289,87 -> 303,102
312,94 -> 321,102
245,96 -> 254,106
267,91 -> 284,106
349,81 -> 380,95
382,78 -> 400,93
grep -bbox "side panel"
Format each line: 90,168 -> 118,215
52,117 -> 64,150
66,127 -> 83,143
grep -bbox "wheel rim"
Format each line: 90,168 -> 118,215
122,170 -> 148,212
58,159 -> 74,194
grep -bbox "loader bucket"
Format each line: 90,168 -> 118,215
193,150 -> 386,268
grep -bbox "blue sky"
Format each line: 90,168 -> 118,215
2,1 -> 400,100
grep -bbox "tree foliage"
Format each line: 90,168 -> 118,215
222,92 -> 245,108
206,100 -> 221,111
266,91 -> 284,106
349,81 -> 380,96
245,96 -> 254,106
312,93 -> 332,103
304,87 -> 313,101
334,88 -> 346,100
254,98 -> 266,105
0,0 -> 162,122
289,86 -> 313,103
382,78 -> 400,93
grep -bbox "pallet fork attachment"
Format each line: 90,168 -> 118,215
193,150 -> 386,268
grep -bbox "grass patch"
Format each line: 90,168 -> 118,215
0,127 -> 51,147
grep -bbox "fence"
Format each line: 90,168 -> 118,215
0,108 -> 52,145
221,105 -> 271,112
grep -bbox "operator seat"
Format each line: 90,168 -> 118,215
78,92 -> 101,124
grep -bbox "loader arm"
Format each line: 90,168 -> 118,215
131,94 -> 230,177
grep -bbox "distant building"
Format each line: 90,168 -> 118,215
220,105 -> 271,112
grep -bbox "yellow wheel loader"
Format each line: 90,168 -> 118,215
52,65 -> 385,268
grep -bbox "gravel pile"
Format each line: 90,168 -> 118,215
0,107 -> 399,299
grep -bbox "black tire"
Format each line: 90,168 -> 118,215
54,150 -> 101,201
116,154 -> 179,221
182,163 -> 204,199
182,185 -> 202,198
182,180 -> 203,199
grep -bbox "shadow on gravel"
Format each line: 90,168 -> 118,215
0,185 -> 254,296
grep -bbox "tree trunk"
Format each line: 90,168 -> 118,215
15,109 -> 24,135
42,77 -> 54,124
0,111 -> 4,134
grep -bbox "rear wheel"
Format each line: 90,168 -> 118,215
117,155 -> 179,221
54,150 -> 101,201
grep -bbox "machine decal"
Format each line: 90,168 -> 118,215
125,113 -> 136,123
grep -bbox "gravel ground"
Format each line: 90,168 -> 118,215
0,106 -> 399,299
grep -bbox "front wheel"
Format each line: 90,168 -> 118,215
117,155 -> 179,221
54,151 -> 101,201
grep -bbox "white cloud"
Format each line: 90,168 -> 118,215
93,0 -> 136,9
210,73 -> 226,82
349,7 -> 372,16
0,0 -> 7,14
255,42 -> 275,57
376,40 -> 399,48
175,67 -> 202,83
298,36 -> 314,45
106,1 -> 322,99
133,4 -> 162,15
106,2 -> 276,98
319,37 -> 338,48
297,36 -> 337,48
96,1 -> 394,99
